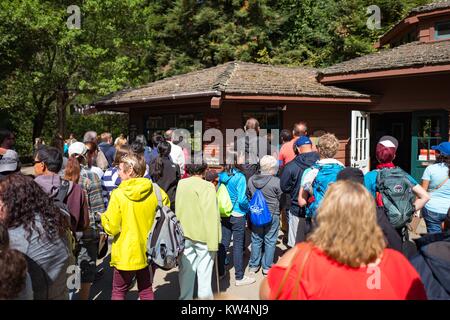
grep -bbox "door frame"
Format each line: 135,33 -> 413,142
411,110 -> 449,181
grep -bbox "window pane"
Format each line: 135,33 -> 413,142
436,21 -> 450,39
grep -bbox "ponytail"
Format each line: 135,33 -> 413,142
64,155 -> 81,183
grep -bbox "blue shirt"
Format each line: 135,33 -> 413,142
422,163 -> 450,214
364,169 -> 418,199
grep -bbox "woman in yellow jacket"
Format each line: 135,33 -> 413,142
101,153 -> 170,300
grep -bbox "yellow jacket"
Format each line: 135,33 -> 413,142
101,178 -> 170,271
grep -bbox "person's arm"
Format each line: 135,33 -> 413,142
101,190 -> 122,237
421,180 -> 430,192
412,184 -> 430,212
259,247 -> 298,300
280,165 -> 293,193
421,166 -> 431,191
260,277 -> 271,300
298,187 -> 309,207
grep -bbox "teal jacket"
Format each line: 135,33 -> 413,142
218,169 -> 249,216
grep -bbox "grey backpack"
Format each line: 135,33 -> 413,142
146,184 -> 185,270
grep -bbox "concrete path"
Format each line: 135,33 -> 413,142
90,229 -> 288,300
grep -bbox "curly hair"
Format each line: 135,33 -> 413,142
317,133 -> 340,159
0,174 -> 68,242
0,223 -> 28,299
308,180 -> 386,268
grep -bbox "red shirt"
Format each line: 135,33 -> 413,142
268,243 -> 427,300
279,138 -> 297,167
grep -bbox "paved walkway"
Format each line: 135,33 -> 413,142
90,229 -> 288,300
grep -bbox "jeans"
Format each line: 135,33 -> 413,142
249,215 -> 280,273
422,207 -> 447,234
218,215 -> 246,280
112,267 -> 154,300
179,239 -> 215,300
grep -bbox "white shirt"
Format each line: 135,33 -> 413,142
169,142 -> 186,175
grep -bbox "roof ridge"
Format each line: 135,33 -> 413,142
213,61 -> 238,91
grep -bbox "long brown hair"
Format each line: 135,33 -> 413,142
0,174 -> 68,242
64,155 -> 81,183
308,180 -> 386,268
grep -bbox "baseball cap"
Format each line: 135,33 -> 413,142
295,136 -> 313,147
431,142 -> 450,156
378,136 -> 399,149
0,148 -> 19,174
68,142 -> 88,157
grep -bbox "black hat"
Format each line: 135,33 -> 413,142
336,167 -> 364,185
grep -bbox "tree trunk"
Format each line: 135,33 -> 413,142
57,89 -> 69,137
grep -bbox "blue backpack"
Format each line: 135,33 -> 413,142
306,163 -> 344,218
249,189 -> 272,227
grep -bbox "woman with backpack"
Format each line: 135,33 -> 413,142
260,180 -> 427,300
149,141 -> 180,211
101,153 -> 170,300
0,174 -> 71,300
298,133 -> 344,237
175,163 -> 221,299
217,163 -> 254,286
66,142 -> 106,300
247,156 -> 282,277
363,136 -> 429,238
421,142 -> 450,234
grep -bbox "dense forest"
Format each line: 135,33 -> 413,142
0,0 -> 430,155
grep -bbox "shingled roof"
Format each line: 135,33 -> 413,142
95,61 -> 370,106
320,40 -> 450,77
411,1 -> 450,14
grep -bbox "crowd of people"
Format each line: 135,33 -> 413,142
0,120 -> 449,300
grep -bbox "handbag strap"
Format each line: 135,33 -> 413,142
272,243 -> 313,300
430,178 -> 449,193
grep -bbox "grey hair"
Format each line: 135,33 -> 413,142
260,155 -> 278,175
83,131 -> 97,143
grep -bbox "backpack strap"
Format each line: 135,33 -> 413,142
152,183 -> 163,208
430,178 -> 449,193
56,179 -> 71,203
271,242 -> 313,300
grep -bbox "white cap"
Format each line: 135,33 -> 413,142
68,142 -> 88,157
0,149 -> 19,173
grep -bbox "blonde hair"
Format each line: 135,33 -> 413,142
120,154 -> 146,178
317,133 -> 340,159
308,180 -> 385,268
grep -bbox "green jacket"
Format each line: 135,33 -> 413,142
175,177 -> 221,251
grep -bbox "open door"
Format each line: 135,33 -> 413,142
351,111 -> 370,173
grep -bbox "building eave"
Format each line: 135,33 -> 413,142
319,64 -> 450,84
222,94 -> 377,105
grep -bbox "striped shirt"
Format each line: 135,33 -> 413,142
101,166 -> 152,208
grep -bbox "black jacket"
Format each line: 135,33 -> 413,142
238,134 -> 272,181
410,232 -> 450,300
280,152 -> 320,217
149,157 -> 180,210
376,207 -> 403,252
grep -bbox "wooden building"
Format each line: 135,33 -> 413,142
95,2 -> 450,180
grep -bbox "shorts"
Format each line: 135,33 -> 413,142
77,239 -> 99,283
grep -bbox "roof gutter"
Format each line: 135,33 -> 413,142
95,90 -> 222,107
